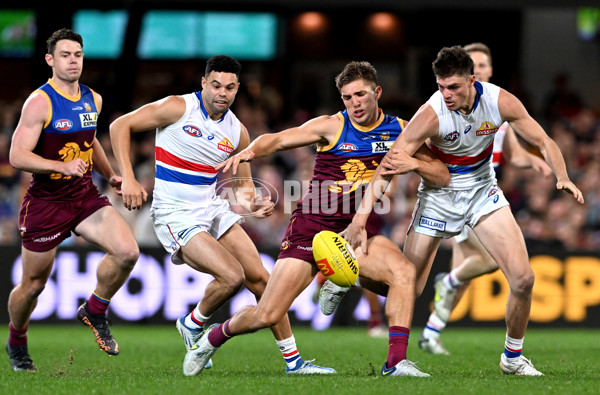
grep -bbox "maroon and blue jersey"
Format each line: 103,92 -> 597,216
294,109 -> 405,223
27,79 -> 99,201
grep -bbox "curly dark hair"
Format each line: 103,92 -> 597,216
205,55 -> 242,78
47,28 -> 83,55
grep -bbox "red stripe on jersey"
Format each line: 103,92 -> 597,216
430,142 -> 494,166
155,147 -> 217,173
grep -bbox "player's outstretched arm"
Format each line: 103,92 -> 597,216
499,89 -> 584,204
216,115 -> 338,174
502,125 -> 552,176
109,96 -> 184,209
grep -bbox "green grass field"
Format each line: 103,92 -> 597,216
0,325 -> 597,394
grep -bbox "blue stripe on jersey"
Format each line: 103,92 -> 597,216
156,165 -> 217,185
447,152 -> 492,174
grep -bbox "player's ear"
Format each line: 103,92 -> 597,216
374,85 -> 382,100
45,53 -> 53,67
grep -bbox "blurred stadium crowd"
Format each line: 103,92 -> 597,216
0,68 -> 598,252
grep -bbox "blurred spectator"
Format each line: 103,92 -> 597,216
543,72 -> 584,123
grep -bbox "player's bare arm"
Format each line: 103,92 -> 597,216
10,92 -> 87,177
502,125 -> 552,176
228,124 -> 275,218
499,89 -> 584,204
217,114 -> 339,174
110,95 -> 185,210
383,144 -> 450,187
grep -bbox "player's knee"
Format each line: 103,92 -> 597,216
511,270 -> 535,297
257,309 -> 283,328
114,244 -> 139,271
26,279 -> 47,300
222,272 -> 245,295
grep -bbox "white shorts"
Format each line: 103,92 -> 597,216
409,182 -> 509,239
151,197 -> 243,265
454,226 -> 472,243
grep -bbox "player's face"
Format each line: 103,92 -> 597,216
201,71 -> 240,120
436,74 -> 476,113
46,39 -> 83,83
340,79 -> 382,126
469,51 -> 493,82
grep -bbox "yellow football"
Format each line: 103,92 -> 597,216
312,230 -> 359,287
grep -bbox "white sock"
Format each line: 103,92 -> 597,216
504,334 -> 524,359
446,271 -> 464,288
185,306 -> 210,330
277,336 -> 301,368
422,312 -> 446,339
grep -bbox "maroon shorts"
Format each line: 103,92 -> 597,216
277,212 -> 382,265
19,188 -> 111,252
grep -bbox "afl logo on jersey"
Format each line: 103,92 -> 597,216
444,131 -> 459,142
183,125 -> 202,137
337,143 -> 358,152
54,119 -> 73,131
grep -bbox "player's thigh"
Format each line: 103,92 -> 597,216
359,236 -> 413,285
218,223 -> 267,283
403,227 -> 442,295
75,206 -> 138,258
20,247 -> 57,283
472,206 -> 529,280
180,231 -> 243,279
254,257 -> 316,318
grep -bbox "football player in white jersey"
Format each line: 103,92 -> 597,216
110,55 -> 335,376
418,42 -> 553,356
341,46 -> 583,376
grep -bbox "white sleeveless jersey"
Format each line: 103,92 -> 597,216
492,122 -> 508,169
152,92 -> 241,209
426,81 -> 504,190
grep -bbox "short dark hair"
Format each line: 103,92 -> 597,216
205,55 -> 242,79
47,28 -> 83,55
335,61 -> 378,92
463,42 -> 493,66
432,46 -> 474,79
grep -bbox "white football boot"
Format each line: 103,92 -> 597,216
381,359 -> 430,377
286,358 -> 337,374
319,280 -> 350,316
418,336 -> 450,356
183,324 -> 219,376
176,315 -> 212,369
433,272 -> 457,323
499,354 -> 544,376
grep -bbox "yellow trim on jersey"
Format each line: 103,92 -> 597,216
32,89 -> 53,129
47,78 -> 81,102
317,113 -> 345,152
90,88 -> 100,112
350,108 -> 385,132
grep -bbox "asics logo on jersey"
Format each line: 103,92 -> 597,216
463,125 -> 472,134
54,119 -> 73,130
183,125 -> 202,137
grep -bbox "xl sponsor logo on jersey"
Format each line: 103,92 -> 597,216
79,112 -> 98,128
337,143 -> 357,152
419,216 -> 446,231
217,138 -> 234,154
54,119 -> 73,131
372,141 -> 394,153
476,121 -> 499,136
183,125 -> 202,137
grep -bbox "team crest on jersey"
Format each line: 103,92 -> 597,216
84,102 -> 92,112
54,119 -> 73,131
79,112 -> 98,128
380,131 -> 391,141
476,122 -> 499,136
444,131 -> 459,142
337,143 -> 357,152
217,138 -> 234,154
183,125 -> 202,137
372,141 -> 394,153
